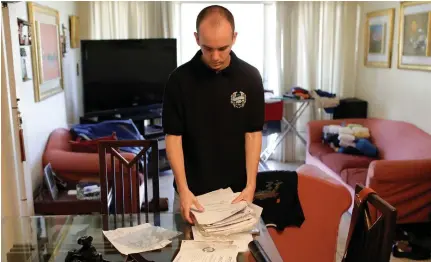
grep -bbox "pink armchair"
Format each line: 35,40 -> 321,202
306,118 -> 431,224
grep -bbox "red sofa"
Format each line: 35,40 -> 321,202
306,118 -> 431,224
42,128 -> 145,213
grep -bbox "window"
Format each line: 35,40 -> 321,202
177,2 -> 276,90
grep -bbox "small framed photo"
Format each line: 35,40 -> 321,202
43,163 -> 58,200
17,18 -> 32,46
398,1 -> 431,71
364,8 -> 395,68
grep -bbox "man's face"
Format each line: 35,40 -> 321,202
194,18 -> 237,71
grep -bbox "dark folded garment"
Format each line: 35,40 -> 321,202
253,170 -> 305,231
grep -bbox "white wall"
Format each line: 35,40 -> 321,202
355,1 -> 431,134
7,1 -> 81,197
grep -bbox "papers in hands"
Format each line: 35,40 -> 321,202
102,223 -> 181,255
173,240 -> 239,262
191,187 -> 263,236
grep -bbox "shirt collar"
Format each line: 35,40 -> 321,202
191,50 -> 238,76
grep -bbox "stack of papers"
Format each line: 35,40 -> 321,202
173,240 -> 239,262
102,223 -> 181,255
191,226 -> 253,252
191,188 -> 263,237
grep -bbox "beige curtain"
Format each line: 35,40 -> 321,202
78,1 -> 175,40
271,1 -> 360,162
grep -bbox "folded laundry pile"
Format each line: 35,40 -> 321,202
322,124 -> 378,157
283,87 -> 312,100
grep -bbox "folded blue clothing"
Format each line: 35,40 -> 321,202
70,119 -> 144,154
355,138 -> 378,158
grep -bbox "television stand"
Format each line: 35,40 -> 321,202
80,104 -> 164,138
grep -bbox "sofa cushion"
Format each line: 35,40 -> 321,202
340,168 -> 368,189
308,143 -> 335,160
320,153 -> 376,174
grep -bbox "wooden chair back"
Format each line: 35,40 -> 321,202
98,140 -> 159,226
342,184 -> 397,262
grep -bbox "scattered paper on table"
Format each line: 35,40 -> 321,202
173,240 -> 239,262
102,223 -> 181,255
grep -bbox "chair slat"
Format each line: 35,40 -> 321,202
98,140 -> 160,230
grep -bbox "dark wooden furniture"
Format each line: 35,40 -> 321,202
342,184 -> 397,262
34,187 -> 113,215
98,140 -> 160,221
34,189 -> 100,215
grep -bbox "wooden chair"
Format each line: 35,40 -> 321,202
341,184 -> 397,262
98,140 -> 159,227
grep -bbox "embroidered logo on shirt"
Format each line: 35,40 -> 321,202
230,91 -> 246,108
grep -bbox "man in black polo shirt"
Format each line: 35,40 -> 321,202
162,5 -> 264,224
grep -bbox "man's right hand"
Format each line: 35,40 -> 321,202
179,189 -> 204,224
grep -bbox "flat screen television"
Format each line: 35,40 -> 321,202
81,39 -> 177,114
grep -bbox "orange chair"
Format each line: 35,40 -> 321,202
268,164 -> 352,262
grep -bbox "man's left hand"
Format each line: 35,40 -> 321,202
232,185 -> 255,204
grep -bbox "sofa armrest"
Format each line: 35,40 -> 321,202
44,149 -> 138,174
366,159 -> 431,223
367,159 -> 431,183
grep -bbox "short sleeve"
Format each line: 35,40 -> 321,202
246,69 -> 265,132
162,73 -> 184,135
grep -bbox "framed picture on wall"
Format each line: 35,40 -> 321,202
364,8 -> 395,68
70,15 -> 80,48
398,1 -> 431,71
27,2 -> 63,102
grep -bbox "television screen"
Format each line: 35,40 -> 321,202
81,39 -> 177,113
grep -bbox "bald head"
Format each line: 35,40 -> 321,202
194,5 -> 237,71
196,5 -> 235,33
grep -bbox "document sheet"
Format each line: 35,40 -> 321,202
173,240 -> 239,262
102,223 -> 181,255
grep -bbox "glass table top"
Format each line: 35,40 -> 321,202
2,212 -> 282,262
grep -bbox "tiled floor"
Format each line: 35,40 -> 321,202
150,160 -> 430,262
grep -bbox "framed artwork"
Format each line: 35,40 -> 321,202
398,1 -> 431,71
364,8 -> 395,68
27,2 -> 63,102
70,15 -> 80,48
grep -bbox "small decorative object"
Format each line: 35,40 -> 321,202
364,8 -> 395,68
70,15 -> 80,48
20,47 -> 32,81
76,182 -> 100,200
27,2 -> 63,102
17,18 -> 31,46
61,24 -> 69,57
398,1 -> 431,71
65,236 -> 110,262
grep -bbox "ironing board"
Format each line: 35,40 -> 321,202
260,98 -> 315,170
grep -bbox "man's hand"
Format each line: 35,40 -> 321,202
232,185 -> 256,204
179,189 -> 204,224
